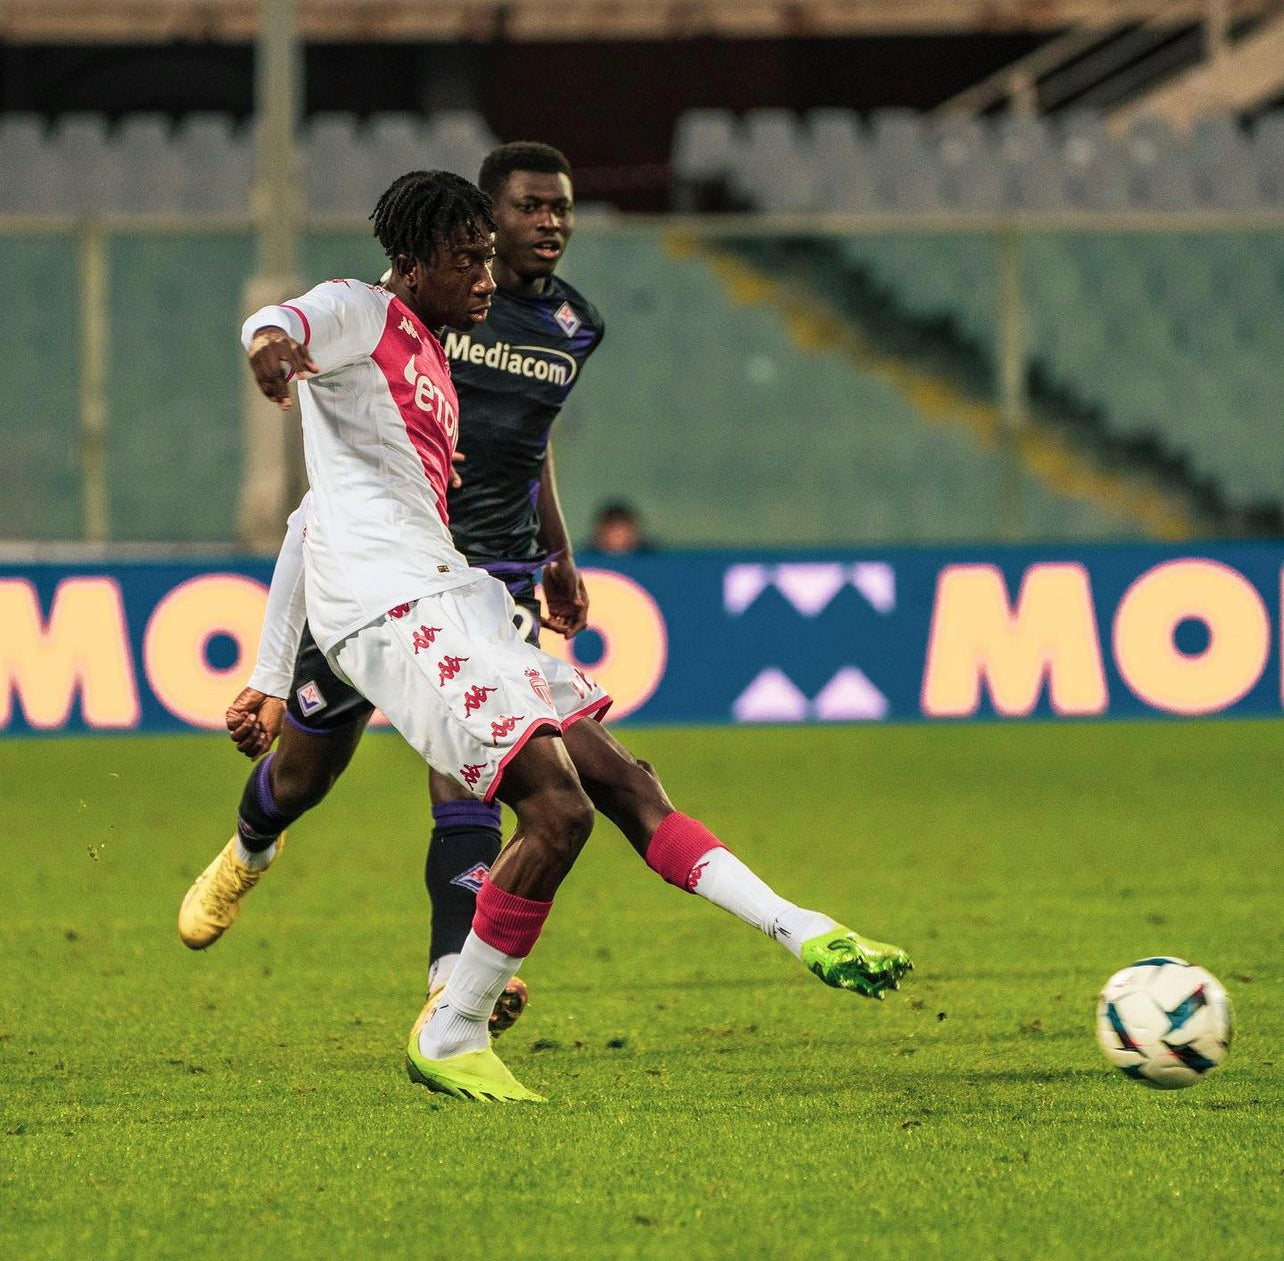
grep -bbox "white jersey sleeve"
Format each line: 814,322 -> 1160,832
246,494 -> 311,697
241,279 -> 388,373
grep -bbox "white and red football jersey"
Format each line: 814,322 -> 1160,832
242,279 -> 473,653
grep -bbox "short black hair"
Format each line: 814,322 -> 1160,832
370,169 -> 496,265
478,142 -> 572,198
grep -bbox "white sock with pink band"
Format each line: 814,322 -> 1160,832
643,812 -> 836,958
419,877 -> 551,1060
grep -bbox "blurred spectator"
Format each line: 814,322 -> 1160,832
589,501 -> 654,554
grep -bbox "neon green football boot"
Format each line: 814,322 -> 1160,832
406,1032 -> 544,1103
801,925 -> 913,999
406,982 -> 542,1102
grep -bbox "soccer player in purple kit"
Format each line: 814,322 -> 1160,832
182,167 -> 913,1102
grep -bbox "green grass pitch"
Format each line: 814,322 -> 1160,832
2,721 -> 1281,1260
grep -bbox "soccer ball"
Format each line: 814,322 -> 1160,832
1095,957 -> 1233,1089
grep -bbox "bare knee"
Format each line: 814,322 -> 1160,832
519,781 -> 596,869
539,783 -> 596,865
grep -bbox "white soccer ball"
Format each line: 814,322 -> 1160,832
1095,957 -> 1233,1089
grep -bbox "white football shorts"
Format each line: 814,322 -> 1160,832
329,572 -> 611,802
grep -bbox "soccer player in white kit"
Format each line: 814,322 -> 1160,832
219,170 -> 912,1102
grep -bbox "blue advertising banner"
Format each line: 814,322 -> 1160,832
3,540 -> 1282,735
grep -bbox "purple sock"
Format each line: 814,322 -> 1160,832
236,752 -> 286,851
431,800 -> 502,831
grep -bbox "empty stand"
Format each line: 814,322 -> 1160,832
668,107 -> 1284,214
0,110 -> 500,219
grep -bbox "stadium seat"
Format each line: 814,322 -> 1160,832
1189,117 -> 1264,210
174,114 -> 250,215
933,114 -> 1005,212
828,217 -> 1284,513
868,110 -> 942,212
0,114 -> 50,213
48,114 -> 115,215
113,115 -> 181,214
1123,117 -> 1198,210
1252,112 -> 1284,202
556,227 -> 1137,544
733,108 -> 815,213
427,110 -> 499,181
306,113 -> 371,218
365,113 -> 432,202
1058,112 -> 1132,211
805,109 -> 879,212
671,108 -> 741,210
998,116 -> 1072,211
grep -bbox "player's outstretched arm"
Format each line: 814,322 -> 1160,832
537,443 -> 589,637
246,327 -> 319,410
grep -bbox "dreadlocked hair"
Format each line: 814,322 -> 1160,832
369,169 -> 496,265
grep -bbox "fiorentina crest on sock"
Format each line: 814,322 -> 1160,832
450,863 -> 490,893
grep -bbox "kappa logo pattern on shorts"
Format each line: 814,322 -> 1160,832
335,578 -> 612,803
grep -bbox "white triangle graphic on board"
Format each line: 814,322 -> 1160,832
812,667 -> 889,721
724,563 -> 771,615
732,668 -> 809,722
849,562 -> 895,613
772,563 -> 847,617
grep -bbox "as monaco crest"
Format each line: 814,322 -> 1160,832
525,668 -> 554,707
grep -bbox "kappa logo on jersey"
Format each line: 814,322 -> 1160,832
296,680 -> 327,716
388,602 -> 412,619
398,316 -> 421,342
490,715 -> 524,744
440,331 -> 578,386
438,654 -> 469,685
450,862 -> 490,894
460,763 -> 485,789
412,625 -> 443,654
525,667 -> 554,707
462,685 -> 498,716
554,301 -> 582,338
402,356 -> 459,439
